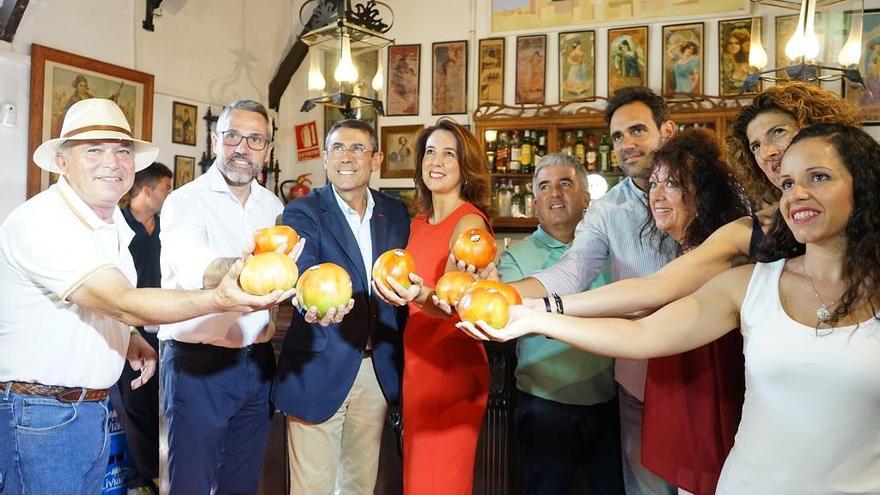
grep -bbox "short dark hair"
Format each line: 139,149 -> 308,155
130,162 -> 172,198
604,86 -> 671,128
324,119 -> 379,153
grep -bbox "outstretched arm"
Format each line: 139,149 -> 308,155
459,264 -> 753,360
559,215 -> 754,317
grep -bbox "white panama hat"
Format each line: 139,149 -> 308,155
33,98 -> 159,173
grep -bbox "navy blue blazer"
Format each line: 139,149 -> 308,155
273,185 -> 410,422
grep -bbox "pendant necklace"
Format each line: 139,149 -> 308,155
802,258 -> 845,324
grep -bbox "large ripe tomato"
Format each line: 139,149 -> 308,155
457,286 -> 510,329
253,225 -> 299,255
451,228 -> 497,269
372,249 -> 416,291
471,280 -> 521,305
239,252 -> 299,296
434,271 -> 478,306
296,263 -> 353,318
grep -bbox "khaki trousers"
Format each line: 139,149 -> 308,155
287,357 -> 388,495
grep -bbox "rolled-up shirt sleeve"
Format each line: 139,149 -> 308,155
160,192 -> 221,290
531,204 -> 609,296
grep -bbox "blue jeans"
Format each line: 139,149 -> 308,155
0,383 -> 109,495
516,390 -> 625,495
618,386 -> 677,495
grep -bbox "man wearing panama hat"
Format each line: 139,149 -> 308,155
0,98 -> 297,494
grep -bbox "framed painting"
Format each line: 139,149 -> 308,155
515,34 -> 546,104
559,30 -> 595,102
386,44 -> 420,116
608,26 -> 648,96
843,9 -> 880,124
27,44 -> 154,198
172,101 -> 197,146
719,18 -> 760,96
432,40 -> 468,115
379,187 -> 418,217
174,155 -> 195,188
478,38 -> 505,106
323,49 -> 378,129
381,124 -> 423,179
662,23 -> 704,97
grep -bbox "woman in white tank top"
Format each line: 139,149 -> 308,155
458,123 -> 880,494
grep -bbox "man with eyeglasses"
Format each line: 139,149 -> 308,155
274,119 -> 411,494
158,99 -> 294,494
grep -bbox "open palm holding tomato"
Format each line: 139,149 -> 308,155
455,304 -> 536,343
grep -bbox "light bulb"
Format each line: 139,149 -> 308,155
802,0 -> 819,62
307,51 -> 326,91
749,17 -> 768,70
372,53 -> 384,92
839,13 -> 863,66
484,129 -> 498,143
334,33 -> 358,83
785,0 -> 808,60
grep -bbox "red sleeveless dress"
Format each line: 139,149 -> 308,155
402,202 -> 491,495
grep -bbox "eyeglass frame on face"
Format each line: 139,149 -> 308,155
325,143 -> 375,158
219,130 -> 271,151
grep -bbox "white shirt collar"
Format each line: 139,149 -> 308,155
331,186 -> 374,220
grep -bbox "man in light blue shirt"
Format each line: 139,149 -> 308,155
509,87 -> 679,495
499,153 -> 624,494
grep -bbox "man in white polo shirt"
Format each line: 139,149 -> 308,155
0,98 -> 293,495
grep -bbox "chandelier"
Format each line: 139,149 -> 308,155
299,0 -> 394,119
743,0 -> 866,92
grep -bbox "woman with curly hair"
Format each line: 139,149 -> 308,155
372,118 -> 493,494
634,128 -> 749,494
460,123 -> 880,494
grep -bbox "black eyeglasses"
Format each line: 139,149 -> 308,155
220,131 -> 270,151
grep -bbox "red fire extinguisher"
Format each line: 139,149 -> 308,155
280,173 -> 313,204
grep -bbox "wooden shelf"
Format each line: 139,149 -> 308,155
491,217 -> 538,232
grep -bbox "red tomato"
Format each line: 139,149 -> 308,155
296,263 -> 353,318
471,280 -> 522,305
253,225 -> 299,255
457,286 -> 510,329
434,271 -> 478,306
239,252 -> 299,296
451,228 -> 497,269
372,249 -> 416,291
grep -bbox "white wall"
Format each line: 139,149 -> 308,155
0,0 -> 292,221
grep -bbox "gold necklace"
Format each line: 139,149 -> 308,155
801,258 -> 846,324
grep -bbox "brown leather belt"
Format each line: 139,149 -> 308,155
2,381 -> 110,403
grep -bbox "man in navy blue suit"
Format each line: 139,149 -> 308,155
274,119 -> 410,494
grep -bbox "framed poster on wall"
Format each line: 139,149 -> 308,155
718,18 -> 760,96
608,26 -> 648,96
478,38 -> 505,106
559,30 -> 595,103
432,40 -> 468,115
662,23 -> 704,97
386,44 -> 420,116
515,34 -> 546,104
27,44 -> 154,198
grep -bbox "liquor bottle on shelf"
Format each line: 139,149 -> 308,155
510,183 -> 525,218
486,133 -> 497,172
574,130 -> 586,166
509,131 -> 522,173
523,184 -> 535,218
598,133 -> 611,172
497,180 -> 513,217
535,133 -> 547,163
561,131 -> 574,156
496,131 -> 509,173
585,133 -> 598,172
611,144 -> 620,171
520,130 -> 533,174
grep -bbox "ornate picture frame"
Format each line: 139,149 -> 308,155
380,124 -> 423,178
27,44 -> 154,197
386,44 -> 420,116
478,38 -> 505,106
432,40 -> 468,115
608,26 -> 648,96
661,22 -> 704,97
172,101 -> 197,146
515,34 -> 546,105
174,155 -> 195,188
558,30 -> 595,103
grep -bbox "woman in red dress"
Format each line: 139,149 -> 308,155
373,119 -> 492,494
